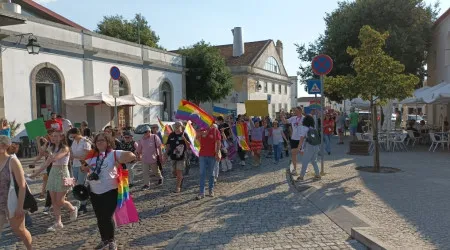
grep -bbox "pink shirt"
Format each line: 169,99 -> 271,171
136,134 -> 162,164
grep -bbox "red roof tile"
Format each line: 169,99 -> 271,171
14,0 -> 89,30
213,40 -> 271,66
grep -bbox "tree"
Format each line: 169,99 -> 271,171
325,25 -> 419,171
296,0 -> 439,101
177,41 -> 233,104
96,14 -> 162,49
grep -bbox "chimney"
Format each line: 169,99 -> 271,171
0,0 -> 22,14
231,27 -> 244,57
276,40 -> 283,63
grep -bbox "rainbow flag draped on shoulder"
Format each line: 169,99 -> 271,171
232,122 -> 250,151
184,121 -> 200,157
175,100 -> 214,129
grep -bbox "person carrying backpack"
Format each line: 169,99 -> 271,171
297,115 -> 321,181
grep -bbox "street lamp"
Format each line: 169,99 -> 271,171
26,35 -> 40,55
1,33 -> 40,55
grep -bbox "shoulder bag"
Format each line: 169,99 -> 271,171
153,135 -> 163,171
7,157 -> 38,216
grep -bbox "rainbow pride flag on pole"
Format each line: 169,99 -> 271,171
157,116 -> 172,144
185,121 -> 200,157
232,122 -> 250,151
175,100 -> 214,129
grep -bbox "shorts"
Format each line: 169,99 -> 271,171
349,126 -> 357,135
290,139 -> 300,149
172,160 -> 186,171
338,128 -> 344,134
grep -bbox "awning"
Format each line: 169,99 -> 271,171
118,94 -> 163,107
63,92 -> 129,107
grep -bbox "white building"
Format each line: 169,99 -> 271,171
200,27 -> 297,119
0,0 -> 185,135
427,7 -> 450,125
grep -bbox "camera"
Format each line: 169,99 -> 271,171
87,173 -> 99,181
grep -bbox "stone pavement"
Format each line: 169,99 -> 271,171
1,151 -> 365,250
292,136 -> 449,249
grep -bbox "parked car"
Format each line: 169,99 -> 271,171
132,122 -> 175,141
407,114 -> 425,124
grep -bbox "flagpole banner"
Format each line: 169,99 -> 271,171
232,122 -> 250,151
175,100 -> 214,129
244,100 -> 269,116
212,106 -> 233,117
184,121 -> 200,157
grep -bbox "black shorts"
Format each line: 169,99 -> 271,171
290,139 -> 300,149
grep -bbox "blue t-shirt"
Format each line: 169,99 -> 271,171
0,128 -> 11,138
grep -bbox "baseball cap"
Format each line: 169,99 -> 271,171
123,131 -> 132,137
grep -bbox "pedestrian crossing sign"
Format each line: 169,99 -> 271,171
307,80 -> 321,94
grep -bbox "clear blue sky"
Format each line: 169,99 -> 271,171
36,0 -> 448,97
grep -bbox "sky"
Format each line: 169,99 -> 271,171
35,0 -> 449,97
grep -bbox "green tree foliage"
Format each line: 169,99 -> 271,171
296,0 -> 439,101
96,14 -> 162,49
326,25 -> 419,171
177,41 -> 233,104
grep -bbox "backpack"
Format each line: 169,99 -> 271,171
306,128 -> 321,146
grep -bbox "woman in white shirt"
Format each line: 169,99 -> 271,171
80,133 -> 136,250
68,128 -> 91,213
297,115 -> 321,181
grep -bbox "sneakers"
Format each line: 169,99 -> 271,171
196,194 -> 205,200
208,191 -> 215,197
79,204 -> 88,214
240,161 -> 246,166
70,207 -> 78,221
291,170 -> 299,176
94,241 -> 108,250
142,184 -> 150,190
47,222 -> 63,232
157,178 -> 164,186
313,175 -> 322,180
43,206 -> 50,214
297,176 -> 304,181
108,241 -> 117,250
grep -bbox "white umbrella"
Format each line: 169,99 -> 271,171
63,92 -> 129,107
117,94 -> 163,107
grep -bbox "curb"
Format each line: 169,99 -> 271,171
286,166 -> 395,250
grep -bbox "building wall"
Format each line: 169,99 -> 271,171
427,14 -> 450,125
0,16 -> 184,136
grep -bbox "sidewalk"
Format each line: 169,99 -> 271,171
292,136 -> 446,249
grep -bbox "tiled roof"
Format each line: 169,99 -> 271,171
14,0 -> 89,30
213,40 -> 271,66
434,7 -> 450,28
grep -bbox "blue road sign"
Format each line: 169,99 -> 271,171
312,54 -> 333,76
307,80 -> 321,94
110,66 -> 121,80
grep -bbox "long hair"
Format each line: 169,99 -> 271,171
49,131 -> 67,153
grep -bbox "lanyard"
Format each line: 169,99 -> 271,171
92,151 -> 108,174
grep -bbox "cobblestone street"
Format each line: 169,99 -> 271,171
1,151 -> 364,250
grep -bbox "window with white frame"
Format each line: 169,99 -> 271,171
272,104 -> 276,116
264,57 -> 280,73
264,82 -> 268,93
272,83 -> 275,92
284,103 -> 288,112
278,84 -> 282,94
278,103 -> 282,112
285,85 -> 288,94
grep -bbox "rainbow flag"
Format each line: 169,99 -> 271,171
232,122 -> 250,151
157,116 -> 172,144
175,100 -> 214,129
185,121 -> 200,157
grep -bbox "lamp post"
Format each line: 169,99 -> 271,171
1,33 -> 40,55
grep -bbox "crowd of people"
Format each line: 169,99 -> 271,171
0,105 -> 349,249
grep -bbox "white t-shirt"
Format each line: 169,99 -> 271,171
71,138 -> 91,167
287,116 -> 304,140
271,127 -> 284,144
299,125 -> 310,150
86,150 -> 123,194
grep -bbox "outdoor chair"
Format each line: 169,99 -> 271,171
391,133 -> 408,152
356,133 -> 363,141
429,133 -> 447,152
406,130 -> 422,147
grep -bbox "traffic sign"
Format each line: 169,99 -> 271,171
307,80 -> 321,94
110,66 -> 121,80
267,94 -> 272,104
312,54 -> 333,76
112,80 -> 120,98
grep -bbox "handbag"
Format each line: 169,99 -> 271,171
153,135 -> 163,170
7,157 -> 38,216
114,197 -> 139,227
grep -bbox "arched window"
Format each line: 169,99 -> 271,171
160,82 -> 172,121
35,68 -> 62,119
264,57 -> 280,73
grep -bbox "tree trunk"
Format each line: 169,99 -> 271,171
372,100 -> 381,172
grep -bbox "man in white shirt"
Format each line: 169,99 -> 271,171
57,115 -> 73,134
281,106 -> 304,175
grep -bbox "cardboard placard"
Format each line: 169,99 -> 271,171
24,118 -> 48,140
244,100 -> 269,116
